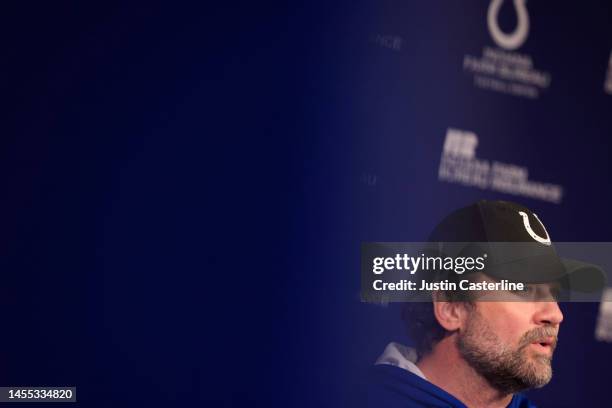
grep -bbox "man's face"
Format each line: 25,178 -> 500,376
456,284 -> 564,393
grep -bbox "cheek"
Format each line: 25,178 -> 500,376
479,303 -> 533,345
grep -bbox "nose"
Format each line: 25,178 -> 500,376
534,301 -> 564,327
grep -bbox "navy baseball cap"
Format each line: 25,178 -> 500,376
426,200 -> 606,293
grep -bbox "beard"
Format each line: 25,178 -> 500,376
456,308 -> 557,394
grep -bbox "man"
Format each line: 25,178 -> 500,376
367,200 -> 604,408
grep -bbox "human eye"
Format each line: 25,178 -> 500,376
509,284 -> 536,299
549,286 -> 562,301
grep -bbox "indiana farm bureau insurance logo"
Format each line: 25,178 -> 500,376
438,128 -> 564,203
463,0 -> 551,99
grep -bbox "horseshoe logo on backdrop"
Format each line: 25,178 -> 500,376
518,211 -> 551,245
487,0 -> 530,50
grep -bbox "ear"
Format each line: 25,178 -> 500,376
432,296 -> 468,332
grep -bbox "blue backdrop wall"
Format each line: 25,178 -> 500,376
3,1 -> 612,406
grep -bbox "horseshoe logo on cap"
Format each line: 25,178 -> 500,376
518,211 -> 551,245
487,0 -> 530,50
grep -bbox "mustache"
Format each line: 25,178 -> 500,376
519,327 -> 558,350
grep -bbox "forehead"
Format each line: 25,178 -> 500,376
532,281 -> 561,291
471,274 -> 562,301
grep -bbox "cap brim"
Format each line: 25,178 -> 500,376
559,258 -> 607,293
485,255 -> 606,294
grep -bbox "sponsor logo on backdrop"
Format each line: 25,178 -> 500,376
595,288 -> 612,342
370,34 -> 403,52
604,50 -> 612,95
438,128 -> 564,203
361,172 -> 378,187
463,0 -> 551,99
487,0 -> 529,50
